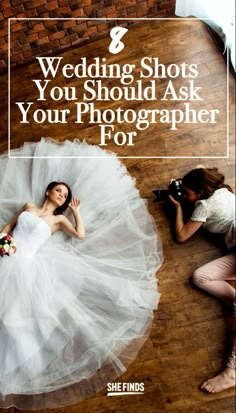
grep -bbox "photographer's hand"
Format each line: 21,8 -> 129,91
169,195 -> 181,209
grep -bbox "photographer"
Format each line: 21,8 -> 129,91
169,166 -> 235,394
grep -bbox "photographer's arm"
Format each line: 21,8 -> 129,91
169,196 -> 203,242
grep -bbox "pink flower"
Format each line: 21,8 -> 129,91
0,235 -> 16,256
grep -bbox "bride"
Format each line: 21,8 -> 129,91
1,181 -> 85,240
0,138 -> 163,410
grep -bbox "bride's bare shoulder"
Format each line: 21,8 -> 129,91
54,214 -> 67,224
24,202 -> 38,211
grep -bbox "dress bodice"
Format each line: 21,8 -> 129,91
0,139 -> 163,409
13,211 -> 51,256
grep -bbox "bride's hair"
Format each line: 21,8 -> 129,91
45,181 -> 72,215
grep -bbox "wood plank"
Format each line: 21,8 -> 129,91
0,18 -> 235,413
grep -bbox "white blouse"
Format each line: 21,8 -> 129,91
191,188 -> 236,249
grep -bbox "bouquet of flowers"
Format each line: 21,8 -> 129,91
0,233 -> 17,257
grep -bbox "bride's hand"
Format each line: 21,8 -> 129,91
69,198 -> 80,212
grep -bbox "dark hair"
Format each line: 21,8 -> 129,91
45,181 -> 72,215
182,168 -> 233,199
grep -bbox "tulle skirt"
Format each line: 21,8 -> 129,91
0,138 -> 163,409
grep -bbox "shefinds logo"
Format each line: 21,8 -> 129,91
109,27 -> 128,54
107,382 -> 144,396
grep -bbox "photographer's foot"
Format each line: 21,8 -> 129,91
200,367 -> 235,393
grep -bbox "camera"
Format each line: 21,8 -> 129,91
153,179 -> 183,203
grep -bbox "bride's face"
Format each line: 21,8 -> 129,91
47,184 -> 69,207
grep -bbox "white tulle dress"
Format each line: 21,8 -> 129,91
0,138 -> 163,410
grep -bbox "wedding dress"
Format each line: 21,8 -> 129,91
0,138 -> 163,409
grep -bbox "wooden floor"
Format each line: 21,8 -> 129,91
0,19 -> 235,413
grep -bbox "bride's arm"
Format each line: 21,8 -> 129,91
59,198 -> 85,239
0,204 -> 28,234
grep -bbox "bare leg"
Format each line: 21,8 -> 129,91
193,254 -> 236,393
200,341 -> 236,394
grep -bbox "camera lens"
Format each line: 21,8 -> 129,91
153,190 -> 168,202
